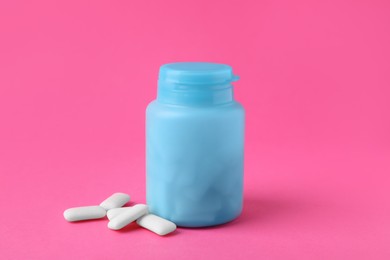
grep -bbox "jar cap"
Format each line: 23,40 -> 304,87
159,62 -> 239,85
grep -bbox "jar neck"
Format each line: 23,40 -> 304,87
157,81 -> 234,106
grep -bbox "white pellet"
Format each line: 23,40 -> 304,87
136,214 -> 176,236
63,206 -> 106,222
107,207 -> 133,220
108,204 -> 148,230
100,193 -> 130,210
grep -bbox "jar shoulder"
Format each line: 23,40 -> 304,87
146,100 -> 244,118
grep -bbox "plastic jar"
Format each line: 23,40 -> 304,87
146,62 -> 245,227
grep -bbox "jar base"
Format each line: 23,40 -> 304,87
174,210 -> 242,228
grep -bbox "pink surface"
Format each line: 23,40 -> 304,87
1,0 -> 390,259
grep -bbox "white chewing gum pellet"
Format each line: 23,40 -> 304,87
64,206 -> 106,222
100,192 -> 130,210
108,204 -> 148,230
136,214 -> 176,236
107,207 -> 133,220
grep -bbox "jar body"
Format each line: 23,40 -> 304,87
146,100 -> 245,227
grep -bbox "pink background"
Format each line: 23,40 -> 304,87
1,0 -> 389,259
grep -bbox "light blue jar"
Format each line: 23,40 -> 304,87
146,62 -> 245,227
